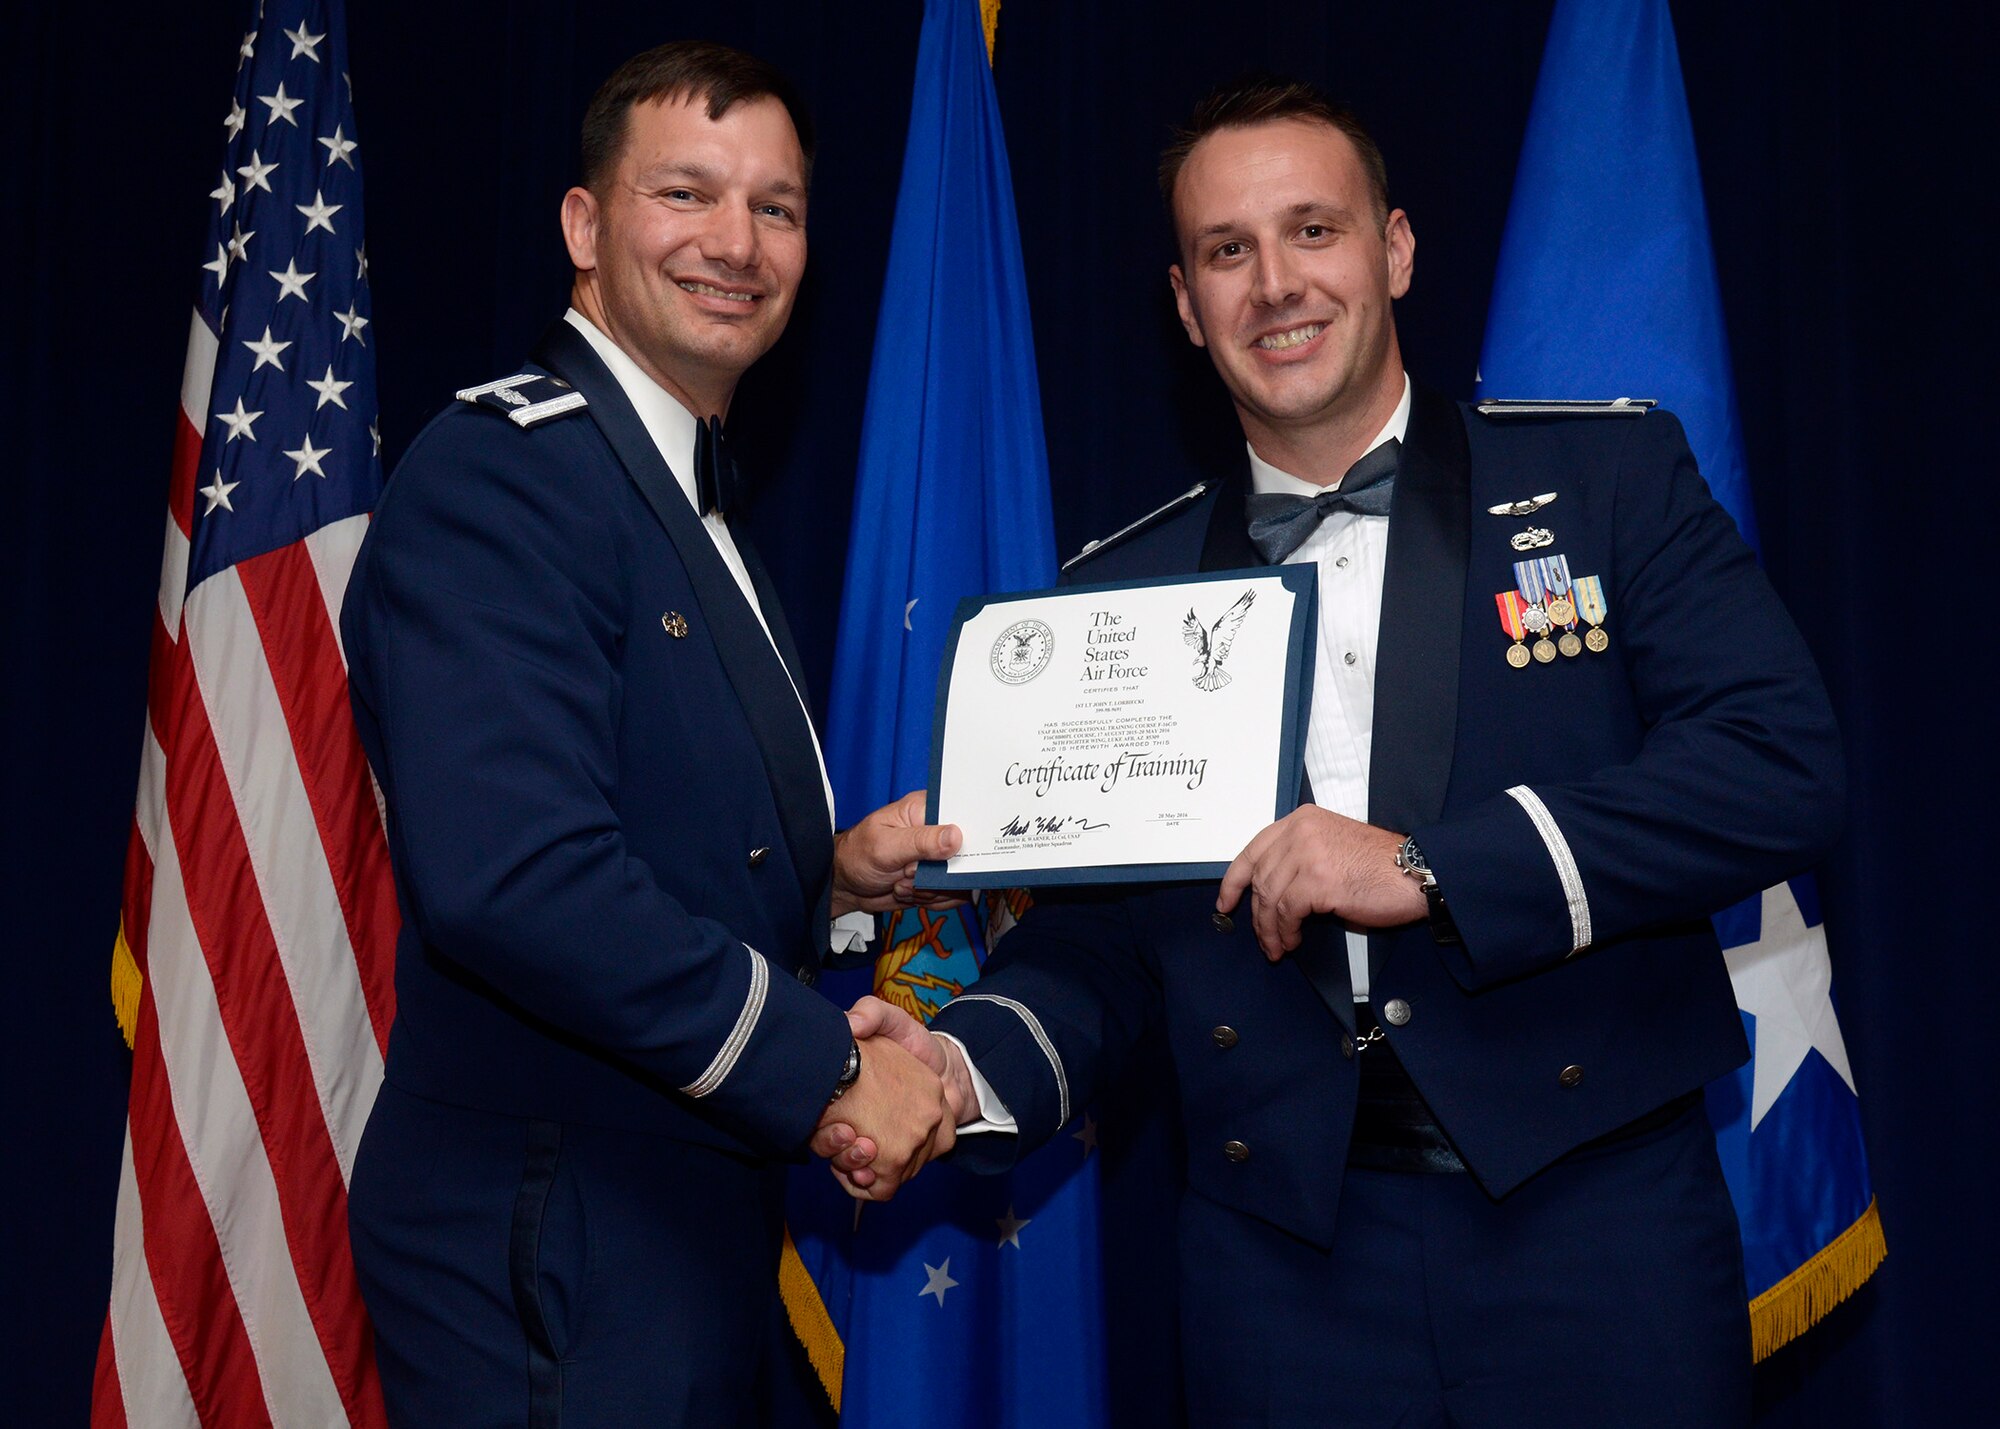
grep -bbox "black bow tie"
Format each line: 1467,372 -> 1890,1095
1244,439 -> 1401,563
693,414 -> 742,518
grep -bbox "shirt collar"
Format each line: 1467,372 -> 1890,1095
564,308 -> 703,511
1248,371 -> 1412,498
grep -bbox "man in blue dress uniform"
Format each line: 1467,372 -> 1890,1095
834,77 -> 1844,1426
341,42 -> 961,1426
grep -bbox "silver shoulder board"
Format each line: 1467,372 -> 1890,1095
1060,482 -> 1210,573
1475,398 -> 1656,418
455,373 -> 590,427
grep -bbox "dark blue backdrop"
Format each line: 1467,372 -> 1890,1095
9,2 -> 1991,1423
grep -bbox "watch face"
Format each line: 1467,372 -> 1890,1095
1396,838 -> 1438,892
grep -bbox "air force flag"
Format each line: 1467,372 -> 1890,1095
1477,0 -> 1884,1359
781,2 -> 1106,1423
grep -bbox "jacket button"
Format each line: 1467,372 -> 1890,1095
748,846 -> 770,868
1222,1140 -> 1250,1163
1210,911 -> 1233,933
1381,998 -> 1412,1027
1341,1035 -> 1355,1059
795,964 -> 819,988
1559,1064 -> 1584,1088
1211,1026 -> 1239,1049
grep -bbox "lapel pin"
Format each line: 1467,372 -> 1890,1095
661,611 -> 689,639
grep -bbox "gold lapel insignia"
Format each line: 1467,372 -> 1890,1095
661,611 -> 689,639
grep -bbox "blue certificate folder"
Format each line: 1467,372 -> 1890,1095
917,565 -> 1318,889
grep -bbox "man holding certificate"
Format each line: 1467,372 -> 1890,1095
825,76 -> 1841,1425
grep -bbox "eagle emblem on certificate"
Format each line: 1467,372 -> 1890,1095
1183,590 -> 1256,691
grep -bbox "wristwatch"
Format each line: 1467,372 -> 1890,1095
828,1039 -> 862,1103
1395,835 -> 1462,945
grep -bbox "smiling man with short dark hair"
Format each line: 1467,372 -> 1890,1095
842,74 -> 1845,1426
340,40 -> 960,1424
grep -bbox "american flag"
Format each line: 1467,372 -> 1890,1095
93,2 -> 398,1423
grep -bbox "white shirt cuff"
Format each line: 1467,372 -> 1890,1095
829,909 -> 876,955
933,1031 -> 1018,1135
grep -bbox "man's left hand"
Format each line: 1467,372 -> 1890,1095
1216,806 -> 1426,962
831,790 -> 964,917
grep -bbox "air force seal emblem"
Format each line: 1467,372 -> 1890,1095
991,619 -> 1054,684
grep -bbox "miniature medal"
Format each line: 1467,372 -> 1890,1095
1512,558 -> 1559,662
1541,554 -> 1582,656
1495,591 -> 1532,668
1544,555 -> 1577,626
1574,574 -> 1611,652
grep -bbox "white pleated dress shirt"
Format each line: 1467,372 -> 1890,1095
1250,372 -> 1412,1001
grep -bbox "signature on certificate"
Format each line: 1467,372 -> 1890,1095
999,813 -> 1111,839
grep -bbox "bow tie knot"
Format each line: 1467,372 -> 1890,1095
1244,438 -> 1400,563
694,413 -> 743,518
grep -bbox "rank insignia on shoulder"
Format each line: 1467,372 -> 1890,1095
1475,398 -> 1656,418
455,372 -> 589,427
1061,481 -> 1210,573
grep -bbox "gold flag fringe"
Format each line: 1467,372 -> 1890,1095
980,0 -> 1001,63
780,1224 -> 845,1412
1750,1196 -> 1887,1362
111,921 -> 142,1050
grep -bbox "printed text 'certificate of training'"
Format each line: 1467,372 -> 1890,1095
917,566 -> 1317,888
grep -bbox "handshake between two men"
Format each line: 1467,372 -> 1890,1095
807,788 -> 975,1202
807,794 -> 1431,1201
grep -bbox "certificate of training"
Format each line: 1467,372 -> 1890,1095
917,566 -> 1316,888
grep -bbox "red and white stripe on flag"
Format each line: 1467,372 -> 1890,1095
95,4 -> 399,1421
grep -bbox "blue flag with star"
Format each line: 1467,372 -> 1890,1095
780,0 -> 1105,1422
1476,0 -> 1883,1358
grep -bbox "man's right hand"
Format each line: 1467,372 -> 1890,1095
811,996 -> 976,1196
810,1025 -> 956,1201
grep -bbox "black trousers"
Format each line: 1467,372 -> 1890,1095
349,1082 -> 789,1428
1177,1100 -> 1752,1428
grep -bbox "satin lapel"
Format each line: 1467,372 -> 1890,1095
1200,458 -> 1354,1031
1197,459 -> 1260,573
732,529 -> 820,739
1367,384 -> 1469,833
532,321 -> 835,914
